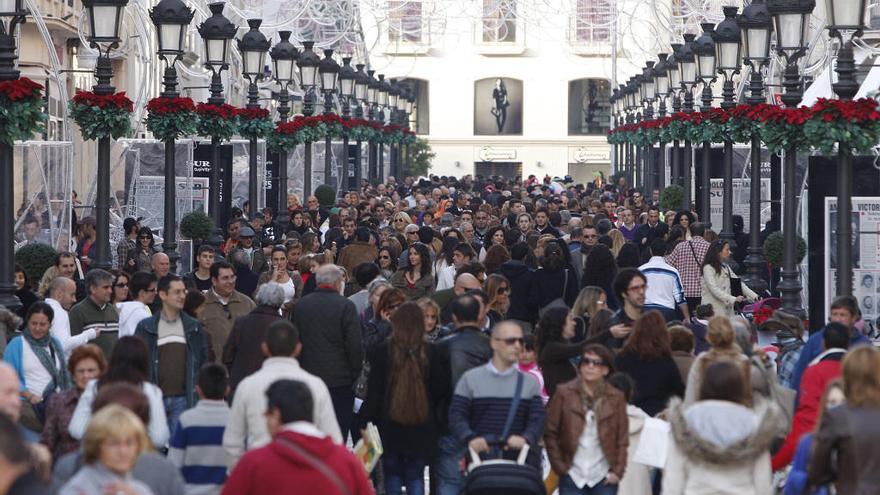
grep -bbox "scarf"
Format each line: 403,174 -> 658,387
23,328 -> 71,396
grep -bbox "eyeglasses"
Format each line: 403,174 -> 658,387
379,255 -> 390,260
395,218 -> 406,223
145,288 -> 157,293
627,283 -> 647,293
493,337 -> 524,346
580,357 -> 606,368
114,283 -> 128,288
138,236 -> 151,240
498,286 -> 509,294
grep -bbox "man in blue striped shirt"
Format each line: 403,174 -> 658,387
168,363 -> 230,495
639,239 -> 689,322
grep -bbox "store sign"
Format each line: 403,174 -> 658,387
570,146 -> 609,163
478,146 -> 517,161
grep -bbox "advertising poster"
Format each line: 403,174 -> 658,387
474,77 -> 523,135
709,178 -> 772,229
132,176 -> 209,232
825,197 -> 880,319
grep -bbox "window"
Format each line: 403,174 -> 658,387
573,0 -> 612,43
398,78 -> 429,135
482,0 -> 517,43
568,78 -> 611,135
387,0 -> 424,43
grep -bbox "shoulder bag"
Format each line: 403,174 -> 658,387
277,436 -> 352,495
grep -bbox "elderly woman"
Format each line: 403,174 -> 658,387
222,283 -> 286,392
59,404 -> 153,495
41,344 -> 106,459
3,302 -> 71,432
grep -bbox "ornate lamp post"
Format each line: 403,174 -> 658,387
666,49 -> 682,187
337,57 -> 355,193
0,0 -> 26,308
82,0 -> 130,270
366,69 -> 379,182
197,2 -> 236,227
678,34 -> 699,212
654,54 -> 669,191
694,24 -> 716,226
318,49 -> 339,189
387,79 -> 401,179
715,7 -> 742,249
623,78 -> 637,189
296,41 -> 320,197
827,0 -> 868,296
767,0 -> 814,316
738,0 -> 773,294
376,74 -> 390,183
150,0 -> 193,274
352,63 -> 369,186
238,19 -> 269,219
639,62 -> 656,195
269,31 -> 298,212
402,85 -> 415,175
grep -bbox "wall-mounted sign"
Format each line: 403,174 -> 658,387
569,146 -> 609,163
478,146 -> 517,161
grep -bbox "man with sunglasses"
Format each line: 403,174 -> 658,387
448,321 -> 546,479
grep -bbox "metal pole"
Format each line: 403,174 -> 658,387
682,86 -> 694,212
832,34 -> 859,297
92,51 -> 114,270
247,79 -> 259,219
0,29 -> 20,308
778,60 -> 804,317
720,76 -> 735,245
743,63 -> 768,293
208,69 -> 225,227
277,86 -> 290,213
323,89 -> 333,189
158,61 -> 182,273
303,88 -> 314,197
699,83 -> 712,226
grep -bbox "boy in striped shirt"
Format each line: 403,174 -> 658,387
168,363 -> 230,494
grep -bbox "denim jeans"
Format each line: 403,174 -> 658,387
163,395 -> 188,440
382,452 -> 425,495
434,434 -> 466,495
559,474 -> 618,495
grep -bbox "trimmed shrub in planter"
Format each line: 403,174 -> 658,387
15,243 -> 57,290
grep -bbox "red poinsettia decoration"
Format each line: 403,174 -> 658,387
0,77 -> 42,102
195,102 -> 238,119
146,96 -> 196,115
72,91 -> 134,112
234,107 -> 270,120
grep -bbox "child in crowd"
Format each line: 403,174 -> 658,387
518,334 -> 548,405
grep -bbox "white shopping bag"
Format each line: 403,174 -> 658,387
632,417 -> 670,469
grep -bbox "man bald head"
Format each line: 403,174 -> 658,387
151,252 -> 170,278
453,273 -> 482,296
0,363 -> 21,422
48,276 -> 77,310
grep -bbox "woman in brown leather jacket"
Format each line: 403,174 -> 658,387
544,343 -> 629,495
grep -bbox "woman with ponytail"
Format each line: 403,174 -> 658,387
360,301 -> 450,495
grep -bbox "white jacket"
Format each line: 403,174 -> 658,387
222,356 -> 342,470
69,379 -> 169,448
700,264 -> 758,318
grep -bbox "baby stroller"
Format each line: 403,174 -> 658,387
461,444 -> 545,495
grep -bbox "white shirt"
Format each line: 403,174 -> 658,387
46,298 -> 95,357
283,421 -> 327,439
280,278 -> 296,303
223,357 -> 343,470
568,410 -> 610,489
22,338 -> 62,397
69,379 -> 169,448
436,264 -> 456,291
117,301 -> 152,338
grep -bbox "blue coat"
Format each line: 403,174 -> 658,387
782,433 -> 828,495
790,327 -> 870,395
134,312 -> 208,408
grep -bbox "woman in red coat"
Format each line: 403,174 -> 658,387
223,380 -> 374,495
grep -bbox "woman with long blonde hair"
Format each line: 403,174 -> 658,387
483,273 -> 511,324
607,229 -> 625,258
360,302 -> 448,495
392,211 -> 414,234
570,286 -> 608,340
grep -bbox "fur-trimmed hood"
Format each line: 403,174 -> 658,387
0,307 -> 21,330
668,397 -> 786,465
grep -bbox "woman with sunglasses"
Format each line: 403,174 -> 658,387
483,274 -> 511,325
545,344 -> 629,495
377,247 -> 398,279
391,242 -> 434,301
701,240 -> 758,318
126,227 -> 156,274
392,212 -> 414,234
110,270 -> 130,304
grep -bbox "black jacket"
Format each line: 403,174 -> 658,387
435,325 -> 492,430
293,288 -> 363,389
222,305 -> 283,392
529,266 -> 579,310
499,260 -> 537,323
360,342 -> 450,457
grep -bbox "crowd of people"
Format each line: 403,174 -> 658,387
0,172 -> 878,495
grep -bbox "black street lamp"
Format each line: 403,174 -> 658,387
388,79 -> 401,179
667,45 -> 682,187
377,74 -> 390,183
337,56 -> 356,193
654,54 -> 669,192
296,40 -> 320,197
639,62 -> 656,195
366,69 -> 379,182
738,0 -> 773,295
395,82 -> 409,178
318,49 -> 339,190
352,63 -> 369,186
238,19 -> 269,222
82,0 -> 129,270
405,86 -> 415,173
827,0 -> 868,296
197,1 -> 236,228
0,0 -> 26,309
715,7 -> 742,251
768,0 -> 814,316
270,31 -> 298,211
150,0 -> 193,274
694,23 -> 716,227
678,34 -> 699,212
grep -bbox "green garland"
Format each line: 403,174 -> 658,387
145,96 -> 199,141
69,91 -> 133,140
0,78 -> 45,145
236,108 -> 275,140
196,103 -> 239,142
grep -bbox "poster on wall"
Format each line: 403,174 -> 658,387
709,178 -> 771,229
825,197 -> 880,320
474,78 -> 523,135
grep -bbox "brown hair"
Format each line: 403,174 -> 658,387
82,405 -> 151,464
67,343 -> 107,377
698,359 -> 747,405
483,273 -> 510,314
483,244 -> 511,275
377,288 -> 406,321
619,310 -> 671,360
580,344 -> 616,373
843,347 -> 880,407
668,325 -> 695,353
706,316 -> 739,351
388,302 -> 429,425
586,308 -> 614,340
92,382 -> 151,426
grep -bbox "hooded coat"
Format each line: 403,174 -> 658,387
618,404 -> 651,495
663,398 -> 786,495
